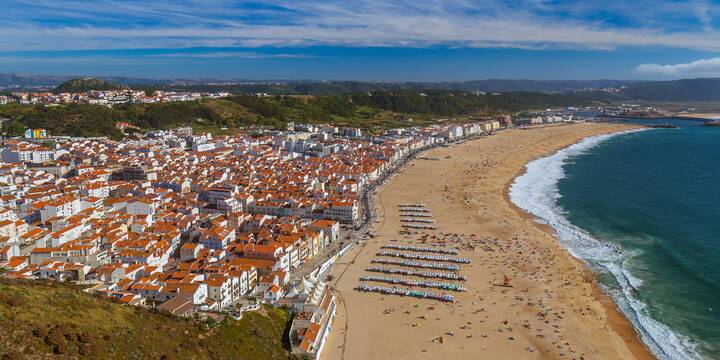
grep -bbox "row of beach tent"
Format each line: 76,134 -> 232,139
399,207 -> 431,212
400,218 -> 435,223
400,212 -> 433,218
371,258 -> 460,271
377,251 -> 471,264
382,244 -> 459,255
356,284 -> 455,302
360,275 -> 467,291
402,224 -> 438,230
366,266 -> 466,281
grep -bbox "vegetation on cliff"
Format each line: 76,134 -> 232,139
55,78 -> 124,93
0,90 -> 602,138
0,279 -> 299,360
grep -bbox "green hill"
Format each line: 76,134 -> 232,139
618,78 -> 720,101
0,279 -> 300,360
0,90 -> 605,138
144,79 -> 633,95
56,78 -> 123,93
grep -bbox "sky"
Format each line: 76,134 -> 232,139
2,0 -> 720,81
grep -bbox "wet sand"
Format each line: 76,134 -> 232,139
323,123 -> 654,360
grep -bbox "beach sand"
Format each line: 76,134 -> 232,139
323,122 -> 654,360
674,112 -> 720,120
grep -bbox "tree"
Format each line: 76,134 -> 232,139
2,119 -> 25,137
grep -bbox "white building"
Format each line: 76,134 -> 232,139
40,197 -> 81,223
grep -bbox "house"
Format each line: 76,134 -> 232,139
243,243 -> 288,272
1,145 -> 66,164
40,196 -> 81,223
180,243 -> 204,262
92,263 -> 127,283
38,261 -> 91,282
129,282 -> 162,300
206,274 -> 234,309
127,198 -> 157,216
160,282 -> 207,305
200,226 -> 235,250
81,183 -> 113,198
228,265 -> 257,294
308,219 -> 340,246
322,201 -> 358,224
0,208 -> 17,222
2,255 -> 28,273
50,223 -> 89,247
264,284 -> 284,303
0,220 -> 17,241
157,295 -> 195,317
29,247 -> 56,264
227,268 -> 250,297
256,273 -> 279,294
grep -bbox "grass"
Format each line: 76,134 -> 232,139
0,279 -> 300,360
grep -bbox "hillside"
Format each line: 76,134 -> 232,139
0,74 -> 188,89
6,72 -> 720,102
618,78 -> 720,101
55,78 -> 124,93
0,74 -> 74,89
0,73 -> 634,93
0,279 -> 299,360
148,79 -> 632,95
0,90 -> 604,138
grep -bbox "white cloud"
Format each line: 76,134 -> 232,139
0,0 -> 719,51
152,51 -> 314,59
635,58 -> 720,76
692,0 -> 714,32
2,20 -> 720,53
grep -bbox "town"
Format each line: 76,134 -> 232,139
0,89 -> 231,106
0,117 -> 516,358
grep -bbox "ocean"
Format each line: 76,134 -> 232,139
510,119 -> 720,360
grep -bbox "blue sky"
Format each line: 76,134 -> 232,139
2,0 -> 720,81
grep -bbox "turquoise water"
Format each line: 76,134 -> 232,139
556,120 -> 720,359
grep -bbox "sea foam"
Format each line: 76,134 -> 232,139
509,129 -> 700,360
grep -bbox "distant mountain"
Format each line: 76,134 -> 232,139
56,78 -> 125,93
5,72 -> 720,102
618,78 -> 720,101
0,72 -> 634,93
0,73 -> 74,88
435,79 -> 632,93
0,73 -> 184,89
149,79 -> 635,96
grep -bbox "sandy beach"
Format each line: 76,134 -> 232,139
674,113 -> 720,120
323,122 -> 654,360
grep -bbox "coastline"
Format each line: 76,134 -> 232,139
673,113 -> 720,121
502,133 -> 654,360
323,122 -> 654,360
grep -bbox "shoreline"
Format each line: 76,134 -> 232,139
501,131 -> 655,360
324,123 -> 655,360
673,113 -> 720,121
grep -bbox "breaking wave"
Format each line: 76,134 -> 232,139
509,129 -> 700,360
